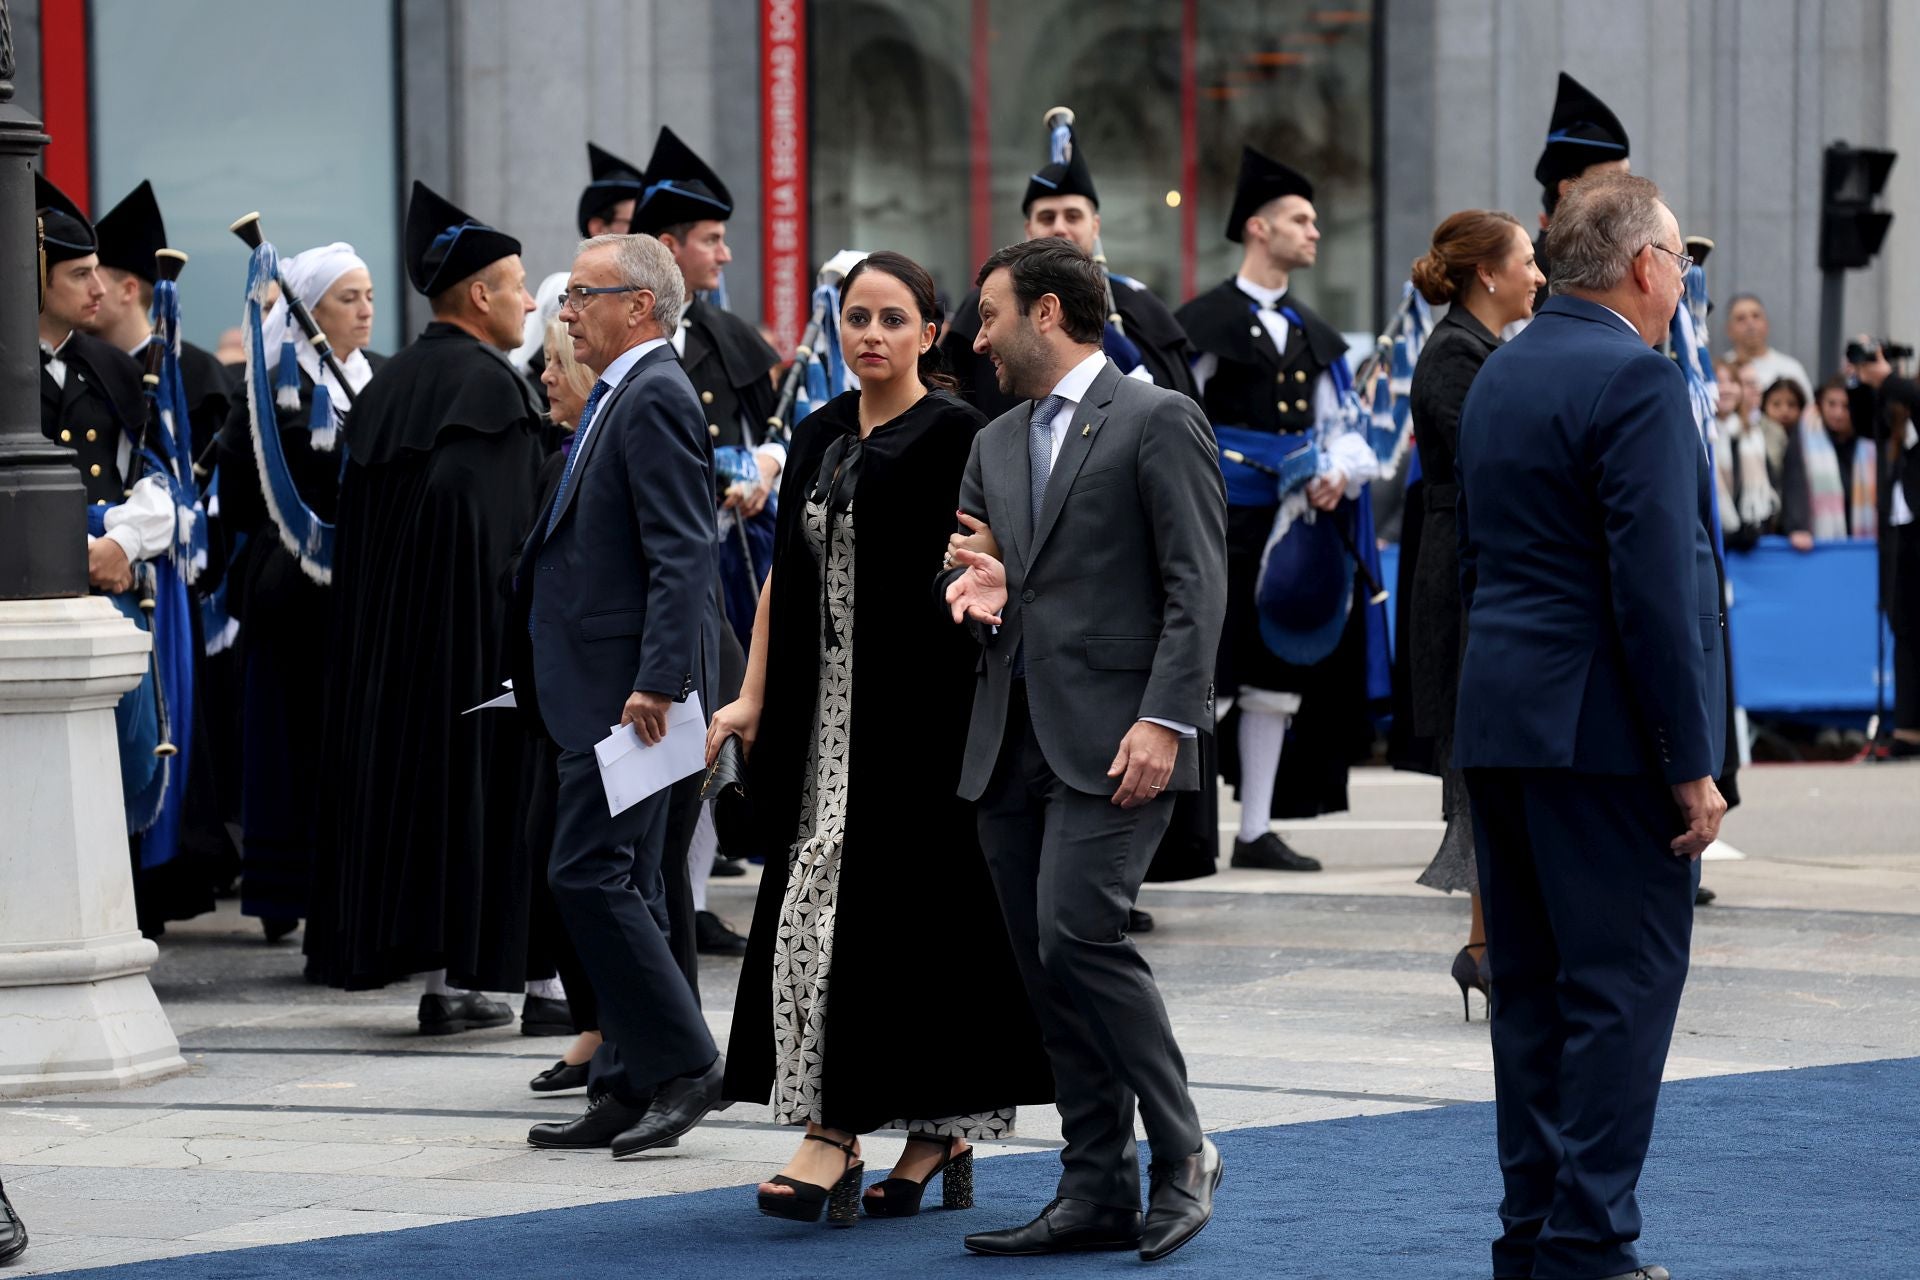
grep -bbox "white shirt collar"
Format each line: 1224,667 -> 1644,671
1596,303 -> 1638,335
1046,349 -> 1109,407
596,335 -> 669,393
1235,274 -> 1288,310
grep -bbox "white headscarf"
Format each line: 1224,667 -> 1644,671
262,242 -> 375,408
511,271 -> 573,372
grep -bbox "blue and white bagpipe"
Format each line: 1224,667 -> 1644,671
1668,258 -> 1727,558
98,260 -> 207,864
240,238 -> 340,582
1240,286 -> 1430,677
1043,110 -> 1146,377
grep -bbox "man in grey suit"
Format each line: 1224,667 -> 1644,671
942,240 -> 1227,1263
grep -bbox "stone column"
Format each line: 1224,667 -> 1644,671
0,600 -> 187,1095
0,0 -> 184,1098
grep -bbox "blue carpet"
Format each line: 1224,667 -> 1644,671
52,1057 -> 1920,1279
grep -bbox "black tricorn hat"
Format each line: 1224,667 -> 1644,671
404,180 -> 522,298
36,172 -> 96,266
577,141 -> 647,236
94,180 -> 168,283
633,126 -> 734,236
1534,72 -> 1630,191
1225,147 -> 1314,244
1023,130 -> 1099,214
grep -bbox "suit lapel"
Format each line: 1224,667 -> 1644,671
549,345 -> 667,533
1029,363 -> 1118,564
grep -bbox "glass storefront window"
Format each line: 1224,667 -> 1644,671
809,0 -> 1376,329
90,0 -> 401,353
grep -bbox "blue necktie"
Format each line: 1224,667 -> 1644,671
545,380 -> 609,539
1015,394 -> 1066,678
1028,394 -> 1066,524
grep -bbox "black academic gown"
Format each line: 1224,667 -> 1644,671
304,323 -> 543,991
722,389 -> 1052,1128
942,274 -> 1201,422
217,356 -> 385,922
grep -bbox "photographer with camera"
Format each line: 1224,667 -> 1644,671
1846,338 -> 1920,757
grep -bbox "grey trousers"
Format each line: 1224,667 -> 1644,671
975,686 -> 1203,1210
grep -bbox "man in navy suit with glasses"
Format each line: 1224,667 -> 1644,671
513,233 -> 727,1160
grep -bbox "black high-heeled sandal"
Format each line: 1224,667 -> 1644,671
863,1131 -> 974,1218
1452,943 -> 1490,1022
757,1133 -> 864,1226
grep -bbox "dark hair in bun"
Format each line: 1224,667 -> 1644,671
840,250 -> 958,392
1410,209 -> 1525,306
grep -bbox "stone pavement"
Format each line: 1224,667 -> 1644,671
4,762 -> 1916,1274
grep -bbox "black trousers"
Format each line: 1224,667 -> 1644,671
525,738 -> 597,1033
976,686 -> 1202,1211
1465,767 -> 1693,1280
1892,522 -> 1920,732
548,748 -> 715,1104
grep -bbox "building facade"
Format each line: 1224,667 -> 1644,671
20,0 -> 1916,371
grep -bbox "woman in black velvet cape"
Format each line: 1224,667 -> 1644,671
717,253 -> 1049,1219
215,247 -> 382,941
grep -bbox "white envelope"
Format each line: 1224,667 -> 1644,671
593,692 -> 707,817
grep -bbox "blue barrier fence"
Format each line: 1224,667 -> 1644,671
1379,536 -> 1892,720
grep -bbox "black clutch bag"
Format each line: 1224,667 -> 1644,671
702,734 -> 753,849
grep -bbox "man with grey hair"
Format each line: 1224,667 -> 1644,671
514,233 -> 730,1158
1453,173 -> 1727,1280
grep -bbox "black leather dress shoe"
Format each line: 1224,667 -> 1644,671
0,1179 -> 26,1265
1231,832 -> 1321,872
417,992 -> 513,1035
528,1092 -> 652,1149
609,1055 -> 729,1157
710,856 -> 748,877
695,909 -> 749,956
1138,1137 -> 1222,1261
1128,908 -> 1155,933
1695,884 -> 1717,906
520,995 -> 573,1036
529,1059 -> 590,1093
962,1198 -> 1142,1256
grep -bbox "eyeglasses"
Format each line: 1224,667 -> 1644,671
1646,243 -> 1693,277
557,283 -> 642,313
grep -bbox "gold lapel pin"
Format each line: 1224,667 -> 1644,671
1080,424 -> 1091,437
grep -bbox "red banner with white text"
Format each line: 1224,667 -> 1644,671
761,0 -> 808,353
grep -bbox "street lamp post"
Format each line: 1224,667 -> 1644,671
0,0 -> 185,1097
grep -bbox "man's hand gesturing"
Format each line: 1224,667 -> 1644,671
945,547 -> 1008,626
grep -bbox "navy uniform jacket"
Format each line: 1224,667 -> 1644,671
516,343 -> 719,754
1454,295 -> 1726,785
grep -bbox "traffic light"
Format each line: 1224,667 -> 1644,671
1819,143 -> 1896,271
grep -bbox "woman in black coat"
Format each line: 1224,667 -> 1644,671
712,253 -> 1050,1226
216,245 -> 379,942
1405,212 -> 1543,1016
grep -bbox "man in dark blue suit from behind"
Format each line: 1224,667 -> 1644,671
1455,173 -> 1727,1280
516,233 -> 728,1159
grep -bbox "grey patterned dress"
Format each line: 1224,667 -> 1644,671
767,493 -> 1015,1140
